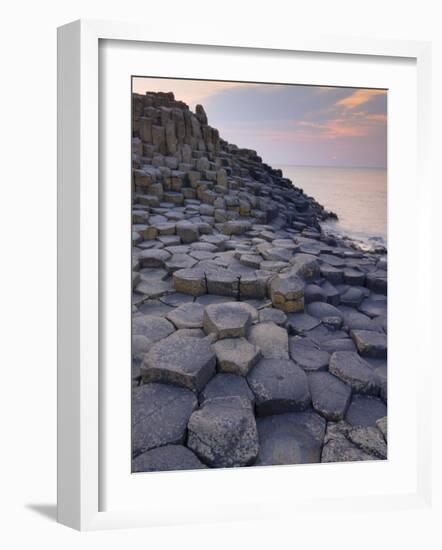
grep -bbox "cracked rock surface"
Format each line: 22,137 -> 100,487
131,91 -> 388,471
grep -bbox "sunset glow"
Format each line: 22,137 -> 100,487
133,78 -> 387,168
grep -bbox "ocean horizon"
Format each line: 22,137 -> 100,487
276,164 -> 387,246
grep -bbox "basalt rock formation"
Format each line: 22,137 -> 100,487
131,91 -> 388,471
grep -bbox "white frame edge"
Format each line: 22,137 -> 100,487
57,18 -> 432,531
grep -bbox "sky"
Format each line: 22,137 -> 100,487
132,77 -> 387,169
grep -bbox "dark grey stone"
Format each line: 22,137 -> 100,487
308,371 -> 352,421
166,302 -> 205,329
203,301 -> 253,338
200,373 -> 255,405
347,426 -> 387,458
319,338 -> 357,353
340,287 -> 364,307
304,284 -> 326,303
289,336 -> 330,371
366,270 -> 387,294
248,322 -> 289,359
350,330 -> 387,358
320,280 -> 340,306
213,337 -> 261,376
132,383 -> 197,456
132,445 -> 207,472
132,315 -> 175,341
343,268 -> 366,286
307,301 -> 343,322
141,333 -> 216,391
286,312 -> 321,334
320,264 -> 344,284
329,351 -> 379,395
138,248 -> 171,268
259,308 -> 287,325
358,298 -> 387,318
247,358 -> 311,415
160,292 -> 194,307
255,411 -> 326,465
321,421 -> 378,463
345,394 -> 387,427
338,306 -> 381,331
187,396 -> 259,467
289,253 -> 320,280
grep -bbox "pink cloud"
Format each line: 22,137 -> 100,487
334,89 -> 386,110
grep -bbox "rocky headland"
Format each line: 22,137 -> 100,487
131,91 -> 388,472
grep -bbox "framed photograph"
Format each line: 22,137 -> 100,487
57,19 -> 432,530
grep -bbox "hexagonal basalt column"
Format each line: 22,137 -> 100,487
141,333 -> 216,392
270,271 -> 305,313
187,396 -> 259,467
203,302 -> 252,339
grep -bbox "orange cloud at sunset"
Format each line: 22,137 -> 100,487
334,89 -> 386,110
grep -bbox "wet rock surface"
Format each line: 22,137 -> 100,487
131,91 -> 388,471
255,411 -> 326,465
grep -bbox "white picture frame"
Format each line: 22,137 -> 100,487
57,19 -> 432,531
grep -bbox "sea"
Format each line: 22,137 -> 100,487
277,165 -> 387,248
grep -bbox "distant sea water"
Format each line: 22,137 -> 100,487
277,165 -> 387,247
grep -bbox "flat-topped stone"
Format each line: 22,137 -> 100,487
173,267 -> 207,296
366,270 -> 387,294
132,383 -> 197,456
247,358 -> 311,416
205,269 -> 239,297
222,220 -> 252,236
347,426 -> 387,459
321,421 -> 378,463
166,302 -> 205,329
329,351 -> 379,395
289,336 -> 330,371
320,264 -> 344,284
270,271 -> 305,313
213,337 -> 261,376
340,287 -> 364,307
307,301 -> 343,322
320,338 -> 357,353
132,444 -> 207,472
289,253 -> 320,280
165,253 -> 198,273
255,411 -> 326,466
350,329 -> 387,358
286,312 -> 321,334
345,394 -> 387,427
138,248 -> 171,268
187,396 -> 259,467
175,220 -> 200,243
259,307 -> 287,325
248,322 -> 289,359
200,373 -> 255,405
339,307 -> 381,331
141,333 -> 216,392
132,315 -> 175,342
358,298 -> 387,318
308,371 -> 352,421
203,301 -> 252,339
